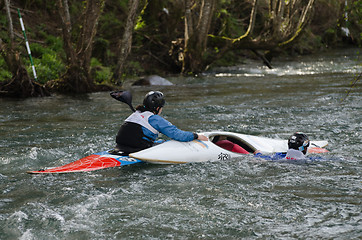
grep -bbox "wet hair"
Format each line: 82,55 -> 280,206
135,104 -> 147,112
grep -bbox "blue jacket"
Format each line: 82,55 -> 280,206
254,152 -> 324,162
144,114 -> 195,142
254,152 -> 286,160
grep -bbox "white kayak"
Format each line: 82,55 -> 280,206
28,131 -> 329,173
130,131 -> 329,164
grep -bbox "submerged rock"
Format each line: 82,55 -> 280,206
132,75 -> 173,86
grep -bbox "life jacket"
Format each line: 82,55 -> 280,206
116,111 -> 158,154
285,149 -> 306,160
125,111 -> 158,134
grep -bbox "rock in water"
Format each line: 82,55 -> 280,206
132,75 -> 173,86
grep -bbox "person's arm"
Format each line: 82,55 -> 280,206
254,151 -> 286,160
149,115 -> 207,142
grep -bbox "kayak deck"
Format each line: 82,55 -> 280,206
130,131 -> 329,164
27,151 -> 142,174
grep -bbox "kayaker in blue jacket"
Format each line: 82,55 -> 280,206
254,132 -> 310,161
115,91 -> 208,155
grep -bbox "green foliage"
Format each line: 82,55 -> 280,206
99,11 -> 125,39
44,35 -> 64,53
135,0 -> 148,31
135,15 -> 146,31
123,60 -> 144,76
117,0 -> 128,10
90,58 -> 112,84
0,58 -> 11,82
92,38 -> 110,64
291,28 -> 324,54
348,0 -> 362,46
1,0 -> 360,88
0,13 -> 7,31
323,28 -> 337,46
24,43 -> 65,84
21,0 -> 55,10
214,6 -> 242,37
0,13 -> 9,43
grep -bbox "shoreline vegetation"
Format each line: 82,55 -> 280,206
0,0 -> 361,98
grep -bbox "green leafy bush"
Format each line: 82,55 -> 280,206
44,35 -> 64,53
0,58 -> 11,82
90,58 -> 112,84
24,43 -> 65,84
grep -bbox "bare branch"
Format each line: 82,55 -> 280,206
233,0 -> 259,43
279,0 -> 315,46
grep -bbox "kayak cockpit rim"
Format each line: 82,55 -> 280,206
207,132 -> 257,154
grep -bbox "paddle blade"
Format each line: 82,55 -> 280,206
110,90 -> 132,103
110,90 -> 135,112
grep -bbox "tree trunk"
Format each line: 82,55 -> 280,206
112,0 -> 140,84
182,0 -> 216,74
5,0 -> 14,45
49,0 -> 104,93
77,0 -> 104,77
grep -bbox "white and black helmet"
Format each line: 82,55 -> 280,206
143,91 -> 165,114
288,132 -> 310,152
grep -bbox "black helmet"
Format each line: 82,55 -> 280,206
143,91 -> 165,113
288,132 -> 310,152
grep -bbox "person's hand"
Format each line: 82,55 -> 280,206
197,134 -> 208,141
253,150 -> 261,155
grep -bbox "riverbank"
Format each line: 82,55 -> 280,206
1,1 -> 360,76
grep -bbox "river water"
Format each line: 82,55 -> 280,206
0,48 -> 361,239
